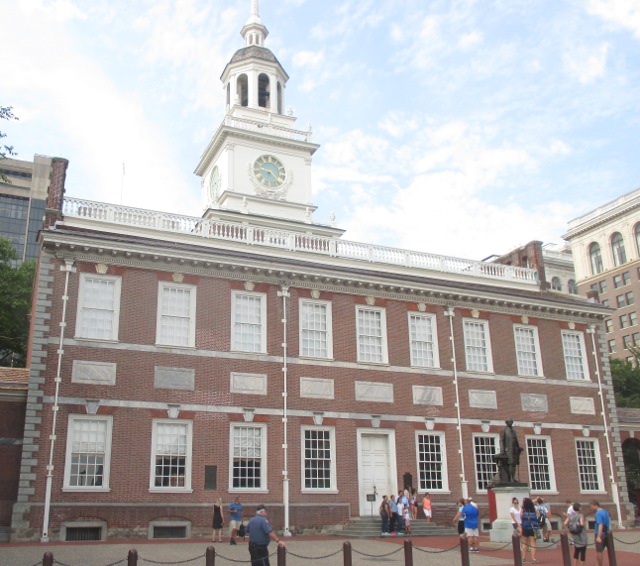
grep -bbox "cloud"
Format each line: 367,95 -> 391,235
563,42 -> 610,84
587,0 -> 640,38
292,50 -> 325,68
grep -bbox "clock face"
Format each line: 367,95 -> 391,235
209,166 -> 220,200
253,155 -> 286,189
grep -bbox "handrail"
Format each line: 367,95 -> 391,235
61,197 -> 539,285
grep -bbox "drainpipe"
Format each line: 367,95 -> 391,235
41,260 -> 76,542
277,285 -> 291,536
587,325 -> 624,528
445,307 -> 468,499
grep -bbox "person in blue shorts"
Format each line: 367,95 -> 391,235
228,496 -> 244,545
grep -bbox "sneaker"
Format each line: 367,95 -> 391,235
470,548 -> 480,552
230,539 -> 237,545
390,532 -> 397,536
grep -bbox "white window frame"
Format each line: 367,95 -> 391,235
229,422 -> 267,492
525,435 -> 557,493
356,306 -> 389,364
299,299 -> 333,359
408,312 -> 440,368
231,290 -> 267,353
63,414 -> 113,492
561,330 -> 590,381
156,282 -> 197,347
575,438 -> 605,493
513,324 -> 544,377
415,430 -> 449,493
463,318 -> 494,373
75,273 -> 122,341
300,426 -> 337,492
149,419 -> 193,492
472,433 -> 499,493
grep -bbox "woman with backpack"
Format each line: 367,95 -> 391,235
519,497 -> 540,563
564,502 -> 588,566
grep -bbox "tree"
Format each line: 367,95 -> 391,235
610,357 -> 640,408
1,105 -> 19,182
0,238 -> 35,367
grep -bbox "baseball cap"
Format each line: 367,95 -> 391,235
256,504 -> 267,511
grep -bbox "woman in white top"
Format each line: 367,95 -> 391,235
510,497 -> 522,530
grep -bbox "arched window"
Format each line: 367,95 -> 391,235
635,223 -> 640,256
277,82 -> 283,114
551,277 -> 562,291
568,279 -> 578,294
612,232 -> 627,266
258,73 -> 270,108
237,74 -> 248,107
226,83 -> 230,107
589,242 -> 603,275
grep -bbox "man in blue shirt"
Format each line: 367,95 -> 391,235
462,498 -> 480,552
246,504 -> 284,566
228,496 -> 243,545
590,500 -> 611,566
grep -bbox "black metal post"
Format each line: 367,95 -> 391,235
205,545 -> 216,566
560,532 -> 572,566
42,552 -> 54,566
460,533 -> 470,566
403,539 -> 413,566
127,548 -> 138,566
606,531 -> 617,566
277,542 -> 286,566
343,541 -> 352,566
512,532 -> 522,566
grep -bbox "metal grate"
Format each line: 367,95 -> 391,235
66,527 -> 102,541
153,526 -> 187,539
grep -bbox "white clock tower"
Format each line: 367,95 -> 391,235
195,0 -> 322,226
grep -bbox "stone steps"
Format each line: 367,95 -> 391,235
330,516 -> 458,538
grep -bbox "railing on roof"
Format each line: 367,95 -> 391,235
224,115 -> 313,143
61,197 -> 539,285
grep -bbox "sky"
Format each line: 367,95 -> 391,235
3,0 -> 640,260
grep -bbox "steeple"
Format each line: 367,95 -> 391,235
240,0 -> 268,47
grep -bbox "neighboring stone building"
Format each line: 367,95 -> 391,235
0,155 -> 68,263
11,1 -> 632,542
564,188 -> 640,361
0,368 -> 29,542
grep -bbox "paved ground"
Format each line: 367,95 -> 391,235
1,531 -> 640,566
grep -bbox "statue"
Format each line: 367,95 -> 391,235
491,419 -> 525,486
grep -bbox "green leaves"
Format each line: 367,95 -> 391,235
0,237 -> 35,367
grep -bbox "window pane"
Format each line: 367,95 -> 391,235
159,286 -> 192,346
562,332 -> 586,380
474,436 -> 497,491
464,321 -> 490,372
576,440 -> 601,491
417,434 -> 444,490
515,326 -> 539,376
410,314 -> 435,367
79,278 -> 116,339
301,302 -> 328,358
526,438 -> 552,491
234,294 -> 263,352
304,429 -> 332,489
154,423 -> 188,487
69,419 -> 107,487
357,308 -> 384,363
232,426 -> 263,489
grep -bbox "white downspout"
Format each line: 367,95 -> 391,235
41,260 -> 75,542
445,307 -> 468,499
277,285 -> 291,536
587,325 -> 624,528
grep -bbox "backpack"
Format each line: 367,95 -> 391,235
538,507 -> 546,526
568,514 -> 583,535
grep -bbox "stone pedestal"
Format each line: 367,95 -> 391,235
490,485 -> 529,543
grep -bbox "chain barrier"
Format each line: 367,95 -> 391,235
613,534 -> 640,545
413,542 -> 460,554
351,544 -> 404,558
52,560 -> 73,566
138,552 -> 205,565
477,541 -> 513,552
285,548 -> 343,560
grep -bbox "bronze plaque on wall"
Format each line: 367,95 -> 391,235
204,466 -> 217,490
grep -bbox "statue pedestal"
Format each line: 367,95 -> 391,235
489,485 -> 529,543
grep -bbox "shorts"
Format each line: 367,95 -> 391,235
595,537 -> 609,553
230,519 -> 242,530
465,527 -> 479,537
521,527 -> 535,538
573,546 -> 586,561
424,509 -> 432,517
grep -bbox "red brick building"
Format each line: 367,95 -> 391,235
10,2 -> 633,541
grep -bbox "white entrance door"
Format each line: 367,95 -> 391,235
359,433 -> 393,516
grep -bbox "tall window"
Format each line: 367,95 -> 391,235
150,420 -> 192,490
64,415 -> 112,490
611,232 -> 627,266
568,280 -> 578,294
526,436 -> 556,491
635,223 -> 640,256
463,319 -> 493,373
589,243 -> 603,275
232,291 -> 266,353
231,424 -> 265,490
299,299 -> 333,359
356,306 -> 388,363
416,432 -> 448,491
514,325 -> 543,377
302,427 -> 336,491
473,435 -> 498,492
561,331 -> 589,380
75,274 -> 121,340
575,439 -> 603,492
408,313 -> 439,368
551,277 -> 562,291
156,283 -> 196,347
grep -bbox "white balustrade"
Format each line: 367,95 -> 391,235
61,197 -> 538,285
